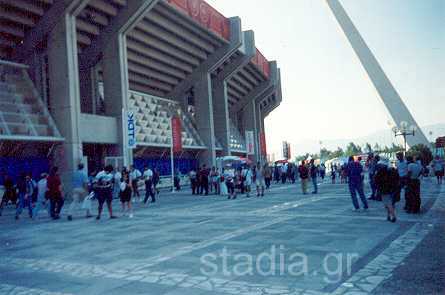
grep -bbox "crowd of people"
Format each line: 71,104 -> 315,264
188,162 -> 270,199
0,152 -> 443,223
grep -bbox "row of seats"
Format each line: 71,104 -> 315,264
229,120 -> 247,151
129,92 -> 204,148
0,74 -> 59,138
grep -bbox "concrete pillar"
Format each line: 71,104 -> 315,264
212,31 -> 256,157
194,72 -> 216,167
102,35 -> 132,167
79,67 -> 94,113
241,100 -> 259,161
212,80 -> 230,156
46,13 -> 83,189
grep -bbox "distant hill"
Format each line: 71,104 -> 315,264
293,123 -> 445,155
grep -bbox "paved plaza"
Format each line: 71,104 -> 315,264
0,180 -> 443,295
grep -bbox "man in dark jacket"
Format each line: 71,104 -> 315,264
347,157 -> 369,211
298,162 -> 309,194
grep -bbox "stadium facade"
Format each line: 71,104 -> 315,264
0,0 -> 282,185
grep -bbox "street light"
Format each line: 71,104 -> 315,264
392,121 -> 417,155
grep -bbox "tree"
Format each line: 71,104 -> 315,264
407,144 -> 433,166
373,143 -> 381,153
320,148 -> 331,160
364,142 -> 373,153
345,142 -> 362,156
331,147 -> 344,159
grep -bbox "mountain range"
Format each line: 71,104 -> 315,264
291,123 -> 445,156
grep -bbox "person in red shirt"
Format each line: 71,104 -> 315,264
47,167 -> 64,220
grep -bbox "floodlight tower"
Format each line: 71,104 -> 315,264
326,0 -> 429,147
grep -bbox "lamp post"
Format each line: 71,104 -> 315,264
392,121 -> 417,155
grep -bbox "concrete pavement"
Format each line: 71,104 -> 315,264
0,179 -> 443,294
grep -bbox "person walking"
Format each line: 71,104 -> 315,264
174,169 -> 181,191
395,152 -> 409,209
367,154 -> 378,200
309,159 -> 319,194
15,173 -> 35,220
33,173 -> 49,219
113,167 -> 122,200
319,164 -> 326,182
432,156 -> 444,185
0,174 -> 16,217
220,168 -> 228,196
153,168 -> 160,195
281,164 -> 287,184
347,156 -> 369,211
189,168 -> 198,195
129,165 -> 142,203
143,166 -> 156,204
199,165 -> 210,195
331,166 -> 336,184
67,164 -> 92,221
264,164 -> 272,189
255,163 -> 266,197
298,161 -> 309,194
274,165 -> 280,184
47,167 -> 64,220
225,169 -> 236,200
406,156 -> 422,214
95,165 -> 117,220
243,165 -> 253,198
119,172 -> 133,218
375,164 -> 400,222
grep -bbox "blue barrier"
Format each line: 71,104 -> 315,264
134,158 -> 198,176
0,157 -> 50,185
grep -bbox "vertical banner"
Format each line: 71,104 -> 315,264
260,132 -> 267,156
126,110 -> 137,149
171,116 -> 183,153
282,141 -> 291,159
246,131 -> 255,155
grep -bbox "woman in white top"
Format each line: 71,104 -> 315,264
33,173 -> 48,219
220,168 -> 228,196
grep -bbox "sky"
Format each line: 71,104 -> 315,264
206,0 -> 445,156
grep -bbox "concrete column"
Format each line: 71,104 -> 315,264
212,80 -> 230,155
241,100 -> 259,161
195,72 -> 216,167
102,35 -> 132,167
212,31 -> 256,157
79,67 -> 94,113
46,13 -> 83,189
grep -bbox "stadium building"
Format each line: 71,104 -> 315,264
0,0 -> 282,185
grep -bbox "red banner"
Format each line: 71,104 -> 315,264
167,0 -> 230,40
171,116 -> 182,153
251,48 -> 270,78
260,132 -> 267,156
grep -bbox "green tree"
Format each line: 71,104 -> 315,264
345,142 -> 362,156
331,147 -> 344,158
407,144 -> 433,166
320,148 -> 332,160
364,142 -> 373,153
373,143 -> 381,152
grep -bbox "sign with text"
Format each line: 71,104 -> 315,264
172,116 -> 183,153
167,0 -> 230,40
246,131 -> 255,155
126,110 -> 136,149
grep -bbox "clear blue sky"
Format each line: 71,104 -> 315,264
207,0 -> 444,156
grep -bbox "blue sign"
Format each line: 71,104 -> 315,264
127,110 -> 136,149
